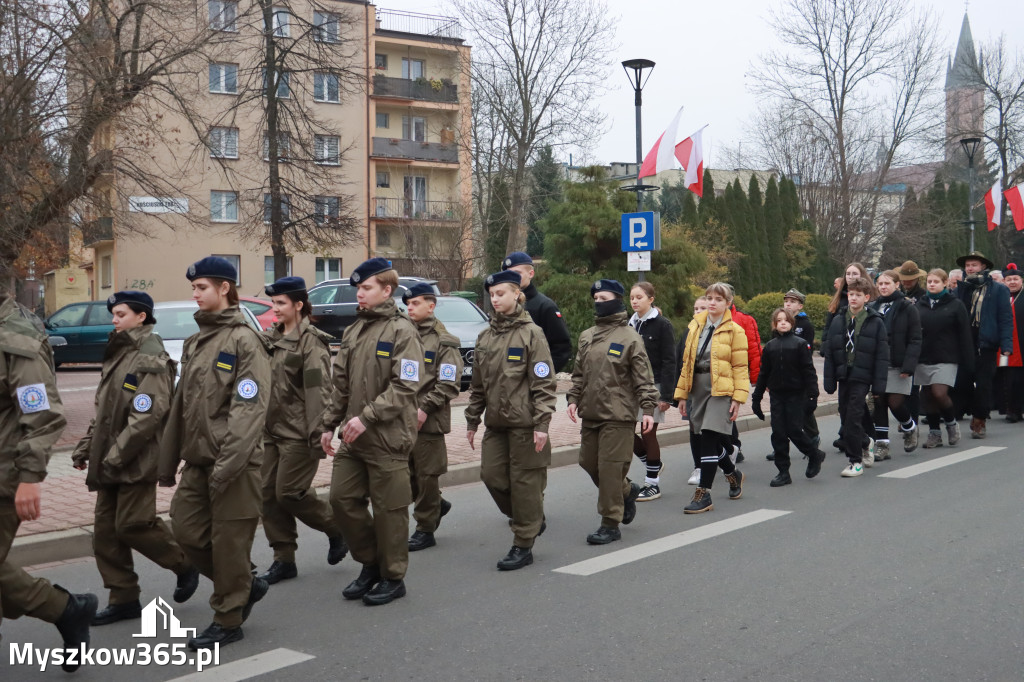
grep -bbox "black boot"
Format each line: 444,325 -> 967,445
327,536 -> 348,565
362,579 -> 406,606
173,566 -> 200,603
621,482 -> 641,525
257,560 -> 297,585
806,449 -> 825,479
408,530 -> 436,551
342,565 -> 381,600
188,622 -> 243,651
438,498 -> 452,529
725,468 -> 745,499
54,589 -> 98,672
496,545 -> 533,571
770,471 -> 792,487
586,526 -> 621,545
241,577 -> 268,622
91,599 -> 141,626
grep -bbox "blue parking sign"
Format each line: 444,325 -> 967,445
621,212 -> 661,252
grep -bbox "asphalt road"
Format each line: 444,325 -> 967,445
5,414 -> 1023,681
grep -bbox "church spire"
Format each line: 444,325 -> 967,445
945,13 -> 980,90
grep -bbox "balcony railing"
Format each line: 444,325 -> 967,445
376,9 -> 463,40
81,217 -> 113,247
373,74 -> 458,104
374,197 -> 460,221
372,137 -> 458,164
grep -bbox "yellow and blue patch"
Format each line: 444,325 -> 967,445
122,373 -> 138,392
376,341 -> 393,358
608,343 -> 624,357
216,352 -> 236,372
424,350 -> 436,364
507,347 -> 523,362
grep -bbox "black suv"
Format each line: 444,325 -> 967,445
308,277 -> 441,341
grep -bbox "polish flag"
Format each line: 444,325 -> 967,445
674,126 -> 707,198
985,180 -> 1002,231
1006,182 -> 1024,232
638,107 -> 683,180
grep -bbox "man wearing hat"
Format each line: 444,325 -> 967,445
320,258 -> 422,605
403,282 -> 463,552
897,261 -> 927,304
998,264 -> 1024,422
955,251 -> 1013,438
502,252 -> 572,372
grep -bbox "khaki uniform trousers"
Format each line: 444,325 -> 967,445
0,501 -> 68,626
409,433 -> 447,533
578,421 -> 634,528
170,463 -> 260,628
261,439 -> 340,563
329,444 -> 411,580
94,482 -> 189,604
480,427 -> 550,549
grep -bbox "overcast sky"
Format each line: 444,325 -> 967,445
377,0 -> 1013,169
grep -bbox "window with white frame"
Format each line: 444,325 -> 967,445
262,69 -> 290,98
401,58 -> 424,80
264,256 -> 293,284
212,254 -> 241,284
262,131 -> 291,161
402,116 -> 426,142
313,11 -> 339,43
376,112 -> 389,129
376,171 -> 390,188
263,194 -> 291,223
208,0 -> 237,31
313,196 -> 340,224
209,63 -> 238,94
314,135 -> 340,165
210,190 -> 238,222
315,257 -> 342,283
313,72 -> 340,103
208,127 -> 239,159
265,7 -> 289,37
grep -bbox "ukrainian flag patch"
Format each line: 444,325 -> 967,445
424,350 -> 436,364
376,341 -> 393,358
216,352 -> 236,372
608,343 -> 624,357
507,347 -> 523,362
122,373 -> 138,392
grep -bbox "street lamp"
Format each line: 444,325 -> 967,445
622,58 -> 656,281
960,136 -> 982,253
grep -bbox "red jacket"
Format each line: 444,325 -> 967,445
730,304 -> 762,383
1004,292 -> 1024,368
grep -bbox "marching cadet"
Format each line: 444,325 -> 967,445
320,258 -> 422,606
72,291 -> 199,626
502,252 -> 572,372
403,283 -> 463,552
567,279 -> 658,545
158,257 -> 272,650
465,270 -> 557,571
0,291 -> 95,673
256,277 -> 346,585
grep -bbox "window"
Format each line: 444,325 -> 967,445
262,131 -> 291,161
208,127 -> 239,159
263,256 -> 293,284
402,116 -> 426,142
376,171 -> 390,188
262,69 -> 290,98
375,53 -> 388,70
314,135 -> 340,165
315,257 -> 342,283
313,196 -> 339,224
212,254 -> 241,284
376,227 -> 391,247
313,11 -> 339,43
100,255 -> 112,288
313,72 -> 340,103
404,175 -> 427,216
208,0 -> 237,31
48,304 -> 88,328
265,7 -> 289,37
209,63 -> 238,94
376,112 -> 389,129
263,194 -> 291,223
210,190 -> 238,222
401,58 -> 424,80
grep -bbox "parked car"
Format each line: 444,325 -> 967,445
431,296 -> 489,390
308,277 -> 440,340
152,301 -> 262,382
44,300 -> 116,366
240,296 -> 277,330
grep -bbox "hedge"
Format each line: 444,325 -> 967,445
742,292 -> 831,347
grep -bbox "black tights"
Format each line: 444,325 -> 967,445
633,425 -> 664,481
694,429 -> 735,489
923,384 -> 956,429
872,392 -> 915,440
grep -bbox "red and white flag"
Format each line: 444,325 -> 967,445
985,179 -> 1002,231
674,126 -> 707,198
1006,182 -> 1024,232
638,107 -> 683,180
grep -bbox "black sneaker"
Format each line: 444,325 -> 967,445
362,579 -> 406,606
408,530 -> 436,552
497,545 -> 533,571
188,622 -> 243,651
770,471 -> 792,487
621,482 -> 641,525
257,560 -> 297,585
735,448 -> 745,464
54,590 -> 98,672
92,599 -> 142,626
636,483 -> 661,501
241,577 -> 268,622
765,452 -> 775,461
725,468 -> 745,499
586,526 -> 621,545
806,449 -> 825,479
173,566 -> 200,603
327,536 -> 348,565
342,565 -> 381,600
683,488 -> 713,514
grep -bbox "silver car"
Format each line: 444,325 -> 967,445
152,301 -> 262,381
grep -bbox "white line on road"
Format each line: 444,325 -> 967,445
553,509 -> 792,577
58,386 -> 99,393
878,446 -> 1006,479
166,648 -> 314,682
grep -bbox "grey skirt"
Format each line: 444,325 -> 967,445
637,382 -> 667,423
885,367 -> 913,395
687,371 -> 733,435
914,363 -> 957,387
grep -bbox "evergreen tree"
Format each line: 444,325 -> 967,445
698,169 -> 717,226
763,176 -> 788,290
680,191 -> 698,226
657,177 -> 689,224
878,187 -> 920,267
747,176 -> 767,292
526,145 -> 563,258
485,178 -> 512,272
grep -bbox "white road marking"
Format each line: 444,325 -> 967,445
553,509 -> 792,577
166,648 -> 314,682
878,446 -> 1005,479
58,386 -> 100,393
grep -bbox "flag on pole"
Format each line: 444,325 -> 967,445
1006,182 -> 1024,232
674,126 -> 708,198
984,179 -> 1002,231
638,107 -> 683,180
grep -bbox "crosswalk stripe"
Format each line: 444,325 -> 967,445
878,446 -> 1006,479
553,509 -> 792,577
166,648 -> 314,681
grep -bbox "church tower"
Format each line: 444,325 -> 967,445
945,13 -> 985,163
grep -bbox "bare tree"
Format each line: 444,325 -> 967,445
450,0 -> 615,255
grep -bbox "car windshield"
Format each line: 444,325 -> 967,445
434,298 -> 486,324
241,300 -> 271,315
152,306 -> 200,340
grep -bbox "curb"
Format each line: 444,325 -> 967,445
11,401 -> 840,568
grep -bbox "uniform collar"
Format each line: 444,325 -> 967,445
415,315 -> 438,334
357,297 -> 398,320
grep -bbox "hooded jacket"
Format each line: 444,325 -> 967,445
869,290 -> 922,374
674,309 -> 750,403
916,291 -> 974,370
752,330 -> 818,399
956,271 -> 1013,352
414,315 -> 463,435
730,304 -> 762,383
822,306 -> 889,394
263,317 -> 333,449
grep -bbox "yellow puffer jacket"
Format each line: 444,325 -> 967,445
674,310 -> 750,403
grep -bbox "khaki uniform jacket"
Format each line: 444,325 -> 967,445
320,297 -> 422,454
414,316 -> 462,435
72,325 -> 175,490
158,307 -> 271,495
0,295 -> 66,500
262,318 -> 333,450
674,309 -> 750,403
567,311 -> 659,423
465,305 -> 557,433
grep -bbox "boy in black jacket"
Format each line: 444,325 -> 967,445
751,309 -> 826,486
823,278 -> 889,477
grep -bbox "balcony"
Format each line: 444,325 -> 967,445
374,197 -> 460,222
81,217 -> 113,247
376,9 -> 463,41
373,74 -> 458,104
372,137 -> 458,164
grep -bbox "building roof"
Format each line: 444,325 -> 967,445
945,13 -> 981,91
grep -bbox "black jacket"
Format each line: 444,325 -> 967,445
916,291 -> 974,371
902,283 -> 926,305
523,283 -> 571,372
823,307 -> 889,394
793,312 -> 815,349
820,290 -> 848,357
630,312 -> 676,403
752,331 -> 818,399
869,292 -> 922,374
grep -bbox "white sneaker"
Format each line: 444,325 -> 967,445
862,439 -> 874,467
687,468 -> 700,485
841,463 -> 864,477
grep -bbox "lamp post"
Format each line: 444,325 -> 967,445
622,58 -> 655,281
960,136 -> 982,253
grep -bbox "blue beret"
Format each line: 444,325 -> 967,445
402,282 -> 436,304
186,256 -> 237,283
107,290 -> 154,313
590,279 -> 625,297
502,252 -> 534,270
265,276 -> 307,296
350,257 -> 392,284
485,270 -> 522,290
